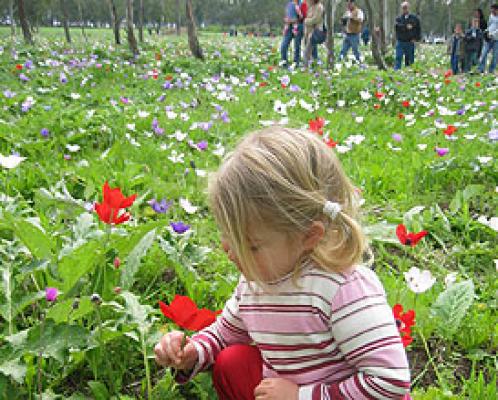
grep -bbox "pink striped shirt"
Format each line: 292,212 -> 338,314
177,261 -> 411,399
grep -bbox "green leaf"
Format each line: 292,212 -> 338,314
120,291 -> 153,335
364,222 -> 399,244
46,297 -> 93,324
0,358 -> 26,384
24,320 -> 89,362
113,220 -> 163,258
88,381 -> 109,400
120,229 -> 157,290
58,240 -> 103,296
431,280 -> 475,339
3,213 -> 54,260
0,264 -> 14,335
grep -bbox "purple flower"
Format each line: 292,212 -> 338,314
221,112 -> 230,123
64,154 -> 71,160
152,118 -> 159,129
435,147 -> 449,157
456,109 -> 465,116
290,84 -> 300,92
170,221 -> 190,234
45,287 -> 58,302
149,198 -> 173,214
163,81 -> 172,90
120,97 -> 129,104
19,73 -> 29,82
245,75 -> 255,84
60,72 -> 67,84
40,128 -> 49,137
250,86 -> 256,94
197,140 -> 208,151
392,134 -> 402,142
3,89 -> 15,98
488,129 -> 498,141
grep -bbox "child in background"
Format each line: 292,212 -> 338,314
155,127 -> 412,400
464,18 -> 483,72
447,23 -> 465,74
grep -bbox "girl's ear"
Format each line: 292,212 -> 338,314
302,221 -> 325,251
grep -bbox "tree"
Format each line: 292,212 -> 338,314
9,0 -> 15,36
18,0 -> 33,44
364,0 -> 387,69
186,0 -> 204,60
325,0 -> 336,68
107,0 -> 121,45
176,0 -> 181,35
126,0 -> 139,55
60,0 -> 71,43
138,0 -> 144,42
77,0 -> 87,42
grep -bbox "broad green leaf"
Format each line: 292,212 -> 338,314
0,264 -> 13,335
58,240 -> 103,296
3,213 -> 54,260
120,229 -> 157,289
364,222 -> 399,244
120,291 -> 153,335
24,320 -> 89,363
88,381 -> 109,400
46,297 -> 93,324
432,280 -> 475,339
113,220 -> 163,258
0,358 -> 26,384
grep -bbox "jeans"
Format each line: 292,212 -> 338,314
478,39 -> 497,73
339,33 -> 361,62
281,24 -> 304,66
394,41 -> 415,70
450,54 -> 461,74
304,31 -> 320,65
464,51 -> 478,72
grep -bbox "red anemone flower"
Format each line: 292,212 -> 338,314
443,125 -> 457,136
375,92 -> 385,99
324,138 -> 338,148
396,224 -> 428,247
444,70 -> 452,78
94,181 -> 136,225
402,100 -> 410,108
309,117 -> 325,135
259,81 -> 268,87
159,295 -> 222,331
373,104 -> 381,110
393,304 -> 415,347
15,64 -> 23,70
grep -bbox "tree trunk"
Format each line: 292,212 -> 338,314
77,0 -> 87,42
126,0 -> 139,55
415,0 -> 422,16
364,0 -> 387,69
107,0 -> 121,45
9,0 -> 15,36
186,0 -> 204,60
138,0 -> 144,42
18,0 -> 33,44
176,0 -> 181,35
325,0 -> 336,69
376,0 -> 387,54
61,0 -> 71,43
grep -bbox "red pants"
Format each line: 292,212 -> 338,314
212,344 -> 263,400
211,345 -> 413,400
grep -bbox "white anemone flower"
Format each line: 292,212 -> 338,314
404,267 -> 436,293
0,154 -> 26,169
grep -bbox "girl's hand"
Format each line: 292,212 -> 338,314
254,378 -> 299,400
154,331 -> 198,371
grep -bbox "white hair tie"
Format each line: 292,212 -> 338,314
323,201 -> 342,219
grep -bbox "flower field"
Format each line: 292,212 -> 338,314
0,28 -> 496,399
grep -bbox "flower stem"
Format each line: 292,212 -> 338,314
141,333 -> 152,398
416,326 -> 445,389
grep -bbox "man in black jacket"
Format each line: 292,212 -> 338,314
394,1 -> 421,70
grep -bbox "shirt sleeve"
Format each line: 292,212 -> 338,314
298,268 -> 411,400
175,277 -> 252,383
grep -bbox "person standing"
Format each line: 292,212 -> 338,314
447,23 -> 465,74
478,4 -> 498,74
304,0 -> 325,66
339,0 -> 364,62
473,8 -> 487,58
464,18 -> 483,72
394,1 -> 421,70
280,0 -> 307,67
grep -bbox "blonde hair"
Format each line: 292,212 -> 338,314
208,127 -> 368,286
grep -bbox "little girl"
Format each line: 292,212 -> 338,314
155,127 -> 411,399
